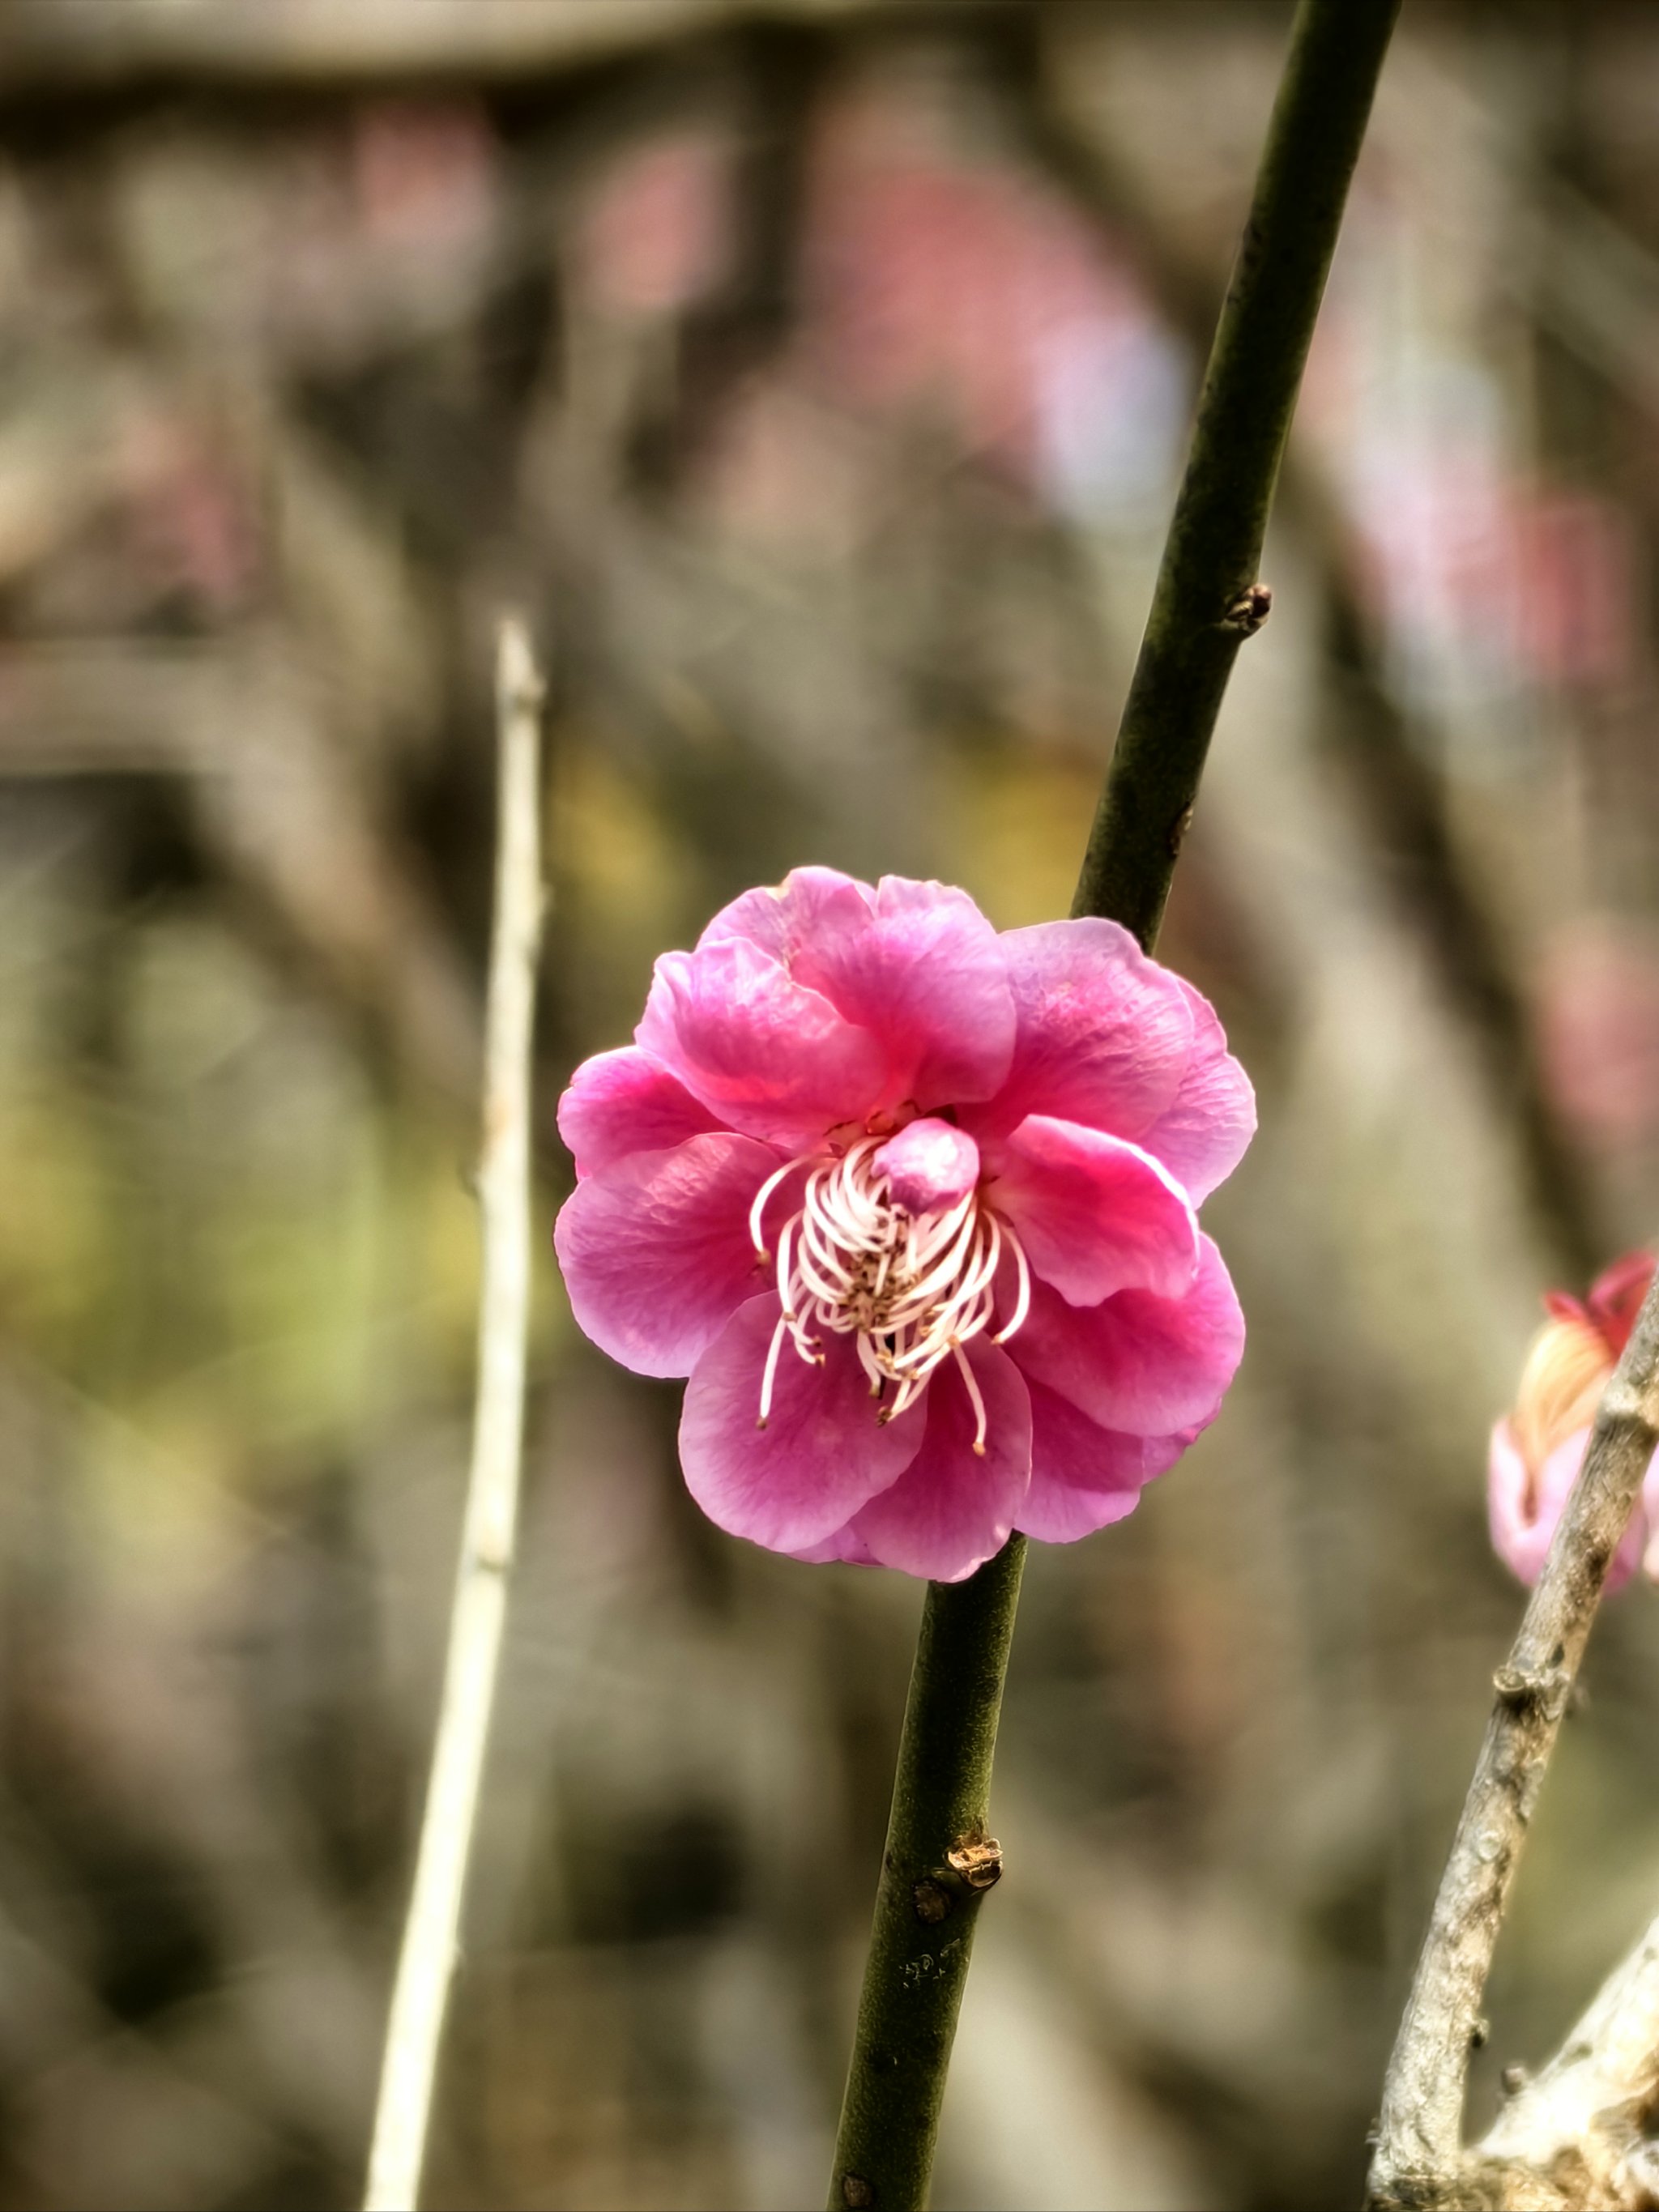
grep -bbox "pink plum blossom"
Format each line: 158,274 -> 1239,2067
554,868 -> 1253,1581
1487,1251 -> 1657,1591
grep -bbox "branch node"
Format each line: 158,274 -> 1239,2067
945,1833 -> 1004,1891
1493,1664 -> 1571,1719
1219,582 -> 1273,635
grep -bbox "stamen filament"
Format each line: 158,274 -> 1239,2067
953,1343 -> 988,1455
992,1228 -> 1030,1344
749,1154 -> 812,1258
758,1308 -> 791,1426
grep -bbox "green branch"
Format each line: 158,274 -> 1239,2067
828,3 -> 1399,2206
1074,0 -> 1401,948
826,1539 -> 1026,2212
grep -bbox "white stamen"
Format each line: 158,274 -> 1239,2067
757,1308 -> 790,1427
991,1225 -> 1030,1344
756,1134 -> 1031,1447
856,1332 -> 885,1391
774,1216 -> 798,1315
748,1154 -> 812,1259
953,1343 -> 988,1455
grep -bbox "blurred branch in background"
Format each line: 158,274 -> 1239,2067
365,621 -> 545,2212
0,0 -> 835,91
0,638 -> 482,1109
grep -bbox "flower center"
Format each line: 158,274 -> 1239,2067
748,1135 -> 1031,1451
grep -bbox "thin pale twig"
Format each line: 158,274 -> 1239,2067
1367,1268 -> 1659,2209
363,619 -> 546,2212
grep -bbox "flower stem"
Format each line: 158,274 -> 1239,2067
829,4 -> 1397,2206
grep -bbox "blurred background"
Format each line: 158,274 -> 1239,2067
2,2 -> 1659,2206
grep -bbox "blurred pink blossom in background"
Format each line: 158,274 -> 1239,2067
579,131 -> 734,318
1536,917 -> 1659,1149
804,109 -> 1184,509
684,91 -> 1191,537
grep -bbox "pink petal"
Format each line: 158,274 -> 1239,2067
1009,1234 -> 1244,1435
987,1113 -> 1199,1306
1486,1418 -> 1539,1581
636,936 -> 887,1147
553,1133 -> 780,1379
1137,979 -> 1256,1204
1493,1423 -> 1587,1586
787,1526 -> 883,1566
1586,1249 -> 1657,1357
679,1295 -> 925,1552
557,1046 -> 726,1178
872,1119 -> 980,1215
847,877 -> 1016,1107
1016,1379 -> 1198,1543
699,865 -> 876,961
1491,1419 -> 1646,1590
970,918 -> 1194,1145
846,1340 -> 1033,1581
704,868 -> 1016,1110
